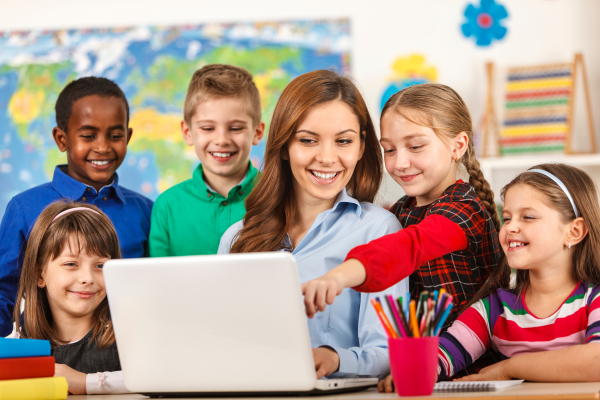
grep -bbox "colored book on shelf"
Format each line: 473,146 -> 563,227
0,377 -> 67,400
0,356 -> 55,380
0,338 -> 50,359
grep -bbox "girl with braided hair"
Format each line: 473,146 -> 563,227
303,83 -> 502,340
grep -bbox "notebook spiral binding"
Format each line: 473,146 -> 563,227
435,382 -> 494,392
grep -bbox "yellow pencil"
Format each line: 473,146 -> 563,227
409,300 -> 420,338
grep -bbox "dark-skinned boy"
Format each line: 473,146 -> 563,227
0,77 -> 153,336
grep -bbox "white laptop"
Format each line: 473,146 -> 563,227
104,252 -> 378,397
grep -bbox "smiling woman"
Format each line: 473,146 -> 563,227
218,70 -> 408,379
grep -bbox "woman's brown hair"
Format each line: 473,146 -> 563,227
463,163 -> 600,310
14,201 -> 121,348
231,69 -> 382,253
381,83 -> 501,231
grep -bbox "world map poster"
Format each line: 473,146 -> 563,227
0,19 -> 351,220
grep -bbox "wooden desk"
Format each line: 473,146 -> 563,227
68,382 -> 600,400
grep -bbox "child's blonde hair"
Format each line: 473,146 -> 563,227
465,163 -> 600,310
14,201 -> 121,348
382,83 -> 500,231
183,64 -> 261,127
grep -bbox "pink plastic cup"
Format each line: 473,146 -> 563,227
388,336 -> 439,397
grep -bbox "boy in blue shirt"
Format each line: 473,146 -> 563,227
0,77 -> 153,336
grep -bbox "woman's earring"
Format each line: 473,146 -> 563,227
568,243 -> 572,250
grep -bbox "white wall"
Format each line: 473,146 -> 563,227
2,0 -> 599,205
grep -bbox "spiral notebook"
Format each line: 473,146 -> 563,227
434,380 -> 524,392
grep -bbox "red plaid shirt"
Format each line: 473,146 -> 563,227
348,180 -> 502,326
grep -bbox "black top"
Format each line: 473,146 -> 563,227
52,328 -> 121,374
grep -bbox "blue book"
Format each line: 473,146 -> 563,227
0,338 -> 51,358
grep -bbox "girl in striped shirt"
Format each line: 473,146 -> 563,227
379,163 -> 600,391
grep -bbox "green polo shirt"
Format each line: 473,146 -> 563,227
149,163 -> 259,256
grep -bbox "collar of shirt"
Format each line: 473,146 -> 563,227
51,165 -> 126,204
281,188 -> 362,253
403,178 -> 465,209
192,162 -> 259,201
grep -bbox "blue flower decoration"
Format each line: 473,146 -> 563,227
462,0 -> 508,46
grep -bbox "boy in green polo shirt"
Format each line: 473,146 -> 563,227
149,64 -> 265,256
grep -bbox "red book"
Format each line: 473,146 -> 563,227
0,356 -> 55,380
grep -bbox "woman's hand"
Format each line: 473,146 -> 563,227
377,374 -> 395,393
453,359 -> 512,382
313,347 -> 340,379
55,363 -> 87,395
301,259 -> 367,318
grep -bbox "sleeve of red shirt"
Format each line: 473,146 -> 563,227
348,214 -> 468,293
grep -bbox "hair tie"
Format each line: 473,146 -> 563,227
528,169 -> 580,218
52,207 -> 101,222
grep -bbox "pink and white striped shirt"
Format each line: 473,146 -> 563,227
437,282 -> 600,380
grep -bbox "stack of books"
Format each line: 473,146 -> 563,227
0,338 -> 67,400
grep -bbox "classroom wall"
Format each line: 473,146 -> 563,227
1,0 -> 599,205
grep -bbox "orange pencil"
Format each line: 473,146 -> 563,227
409,300 -> 420,338
371,299 -> 398,339
375,300 -> 399,339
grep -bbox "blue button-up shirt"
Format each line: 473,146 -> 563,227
218,189 -> 407,379
0,165 -> 153,336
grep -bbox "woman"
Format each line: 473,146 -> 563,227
218,70 -> 407,379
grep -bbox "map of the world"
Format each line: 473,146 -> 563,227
0,19 -> 350,219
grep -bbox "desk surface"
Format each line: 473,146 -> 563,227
68,382 -> 600,400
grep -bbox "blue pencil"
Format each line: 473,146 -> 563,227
404,292 -> 410,319
433,303 -> 454,336
433,290 -> 439,304
435,293 -> 446,318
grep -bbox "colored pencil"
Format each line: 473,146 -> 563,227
372,298 -> 398,339
432,295 -> 453,333
434,303 -> 454,336
387,295 -> 407,338
384,296 -> 402,337
395,297 -> 412,337
409,300 -> 420,338
371,299 -> 395,338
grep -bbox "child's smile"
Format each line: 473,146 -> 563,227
53,95 -> 131,192
380,112 -> 466,207
500,184 -> 572,271
183,97 -> 264,192
40,234 -> 109,320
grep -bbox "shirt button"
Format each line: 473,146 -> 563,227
103,197 -> 107,201
238,190 -> 243,196
82,197 -> 87,202
207,192 -> 212,198
86,187 -> 91,192
221,201 -> 228,206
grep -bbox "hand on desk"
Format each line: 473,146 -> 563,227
313,347 -> 340,379
453,359 -> 511,382
55,363 -> 87,395
377,374 -> 395,393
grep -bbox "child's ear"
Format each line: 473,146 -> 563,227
37,276 -> 45,289
181,120 -> 194,147
453,132 -> 469,160
566,217 -> 588,247
126,128 -> 134,145
52,127 -> 68,152
252,121 -> 265,146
